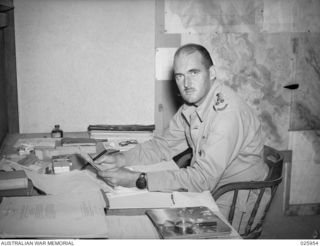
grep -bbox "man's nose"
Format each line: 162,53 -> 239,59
184,76 -> 192,88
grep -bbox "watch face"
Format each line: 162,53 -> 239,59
136,173 -> 147,189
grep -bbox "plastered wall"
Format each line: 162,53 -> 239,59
14,0 -> 155,133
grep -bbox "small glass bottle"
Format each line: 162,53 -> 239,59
51,124 -> 63,138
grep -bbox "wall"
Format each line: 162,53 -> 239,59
14,0 -> 155,133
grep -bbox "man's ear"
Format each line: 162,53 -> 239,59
209,66 -> 216,80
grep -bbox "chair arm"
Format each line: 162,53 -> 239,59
212,178 -> 283,201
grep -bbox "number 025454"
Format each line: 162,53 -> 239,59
300,241 -> 319,246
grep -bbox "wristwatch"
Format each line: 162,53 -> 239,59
136,172 -> 147,189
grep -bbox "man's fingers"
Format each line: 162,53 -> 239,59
98,168 -> 118,177
100,177 -> 115,188
94,154 -> 117,164
98,163 -> 118,171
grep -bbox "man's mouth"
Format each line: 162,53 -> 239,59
184,88 -> 195,94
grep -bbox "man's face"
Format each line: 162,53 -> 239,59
174,51 -> 214,106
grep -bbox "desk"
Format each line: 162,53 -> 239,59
0,133 -> 241,239
106,191 -> 240,239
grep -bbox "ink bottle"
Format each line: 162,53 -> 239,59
51,124 -> 63,138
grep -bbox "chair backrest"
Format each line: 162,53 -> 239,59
263,145 -> 284,181
212,145 -> 284,238
173,147 -> 192,168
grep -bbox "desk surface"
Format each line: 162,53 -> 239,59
0,133 -> 241,239
105,191 -> 240,239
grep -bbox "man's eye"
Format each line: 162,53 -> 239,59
175,75 -> 184,80
190,70 -> 199,76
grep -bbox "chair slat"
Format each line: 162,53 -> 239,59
245,188 -> 265,235
228,189 -> 239,224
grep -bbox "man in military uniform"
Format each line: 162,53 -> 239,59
96,44 -> 269,232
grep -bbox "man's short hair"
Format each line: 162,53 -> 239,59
174,43 -> 213,69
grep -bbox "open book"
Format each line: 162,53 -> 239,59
145,206 -> 232,239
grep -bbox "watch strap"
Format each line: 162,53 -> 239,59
136,172 -> 147,189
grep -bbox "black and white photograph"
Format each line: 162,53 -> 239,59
0,0 -> 319,244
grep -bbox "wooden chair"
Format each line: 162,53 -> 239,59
173,147 -> 192,168
173,145 -> 284,239
212,145 -> 284,238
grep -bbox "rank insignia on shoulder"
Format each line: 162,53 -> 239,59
213,92 -> 228,111
215,93 -> 224,105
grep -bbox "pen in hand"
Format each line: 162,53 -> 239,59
93,149 -> 120,161
79,151 -> 101,171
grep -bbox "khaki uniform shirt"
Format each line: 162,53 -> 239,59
124,81 -> 268,193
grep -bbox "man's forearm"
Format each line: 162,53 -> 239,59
123,139 -> 173,166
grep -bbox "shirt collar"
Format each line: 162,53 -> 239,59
181,81 -> 222,125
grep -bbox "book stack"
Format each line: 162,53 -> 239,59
0,170 -> 32,197
88,124 -> 155,151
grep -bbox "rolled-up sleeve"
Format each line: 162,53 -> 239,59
147,110 -> 245,192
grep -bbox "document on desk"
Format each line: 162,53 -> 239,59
0,190 -> 108,238
25,169 -> 113,195
1,158 -> 178,196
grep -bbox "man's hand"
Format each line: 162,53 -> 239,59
97,167 -> 140,188
94,152 -> 127,169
